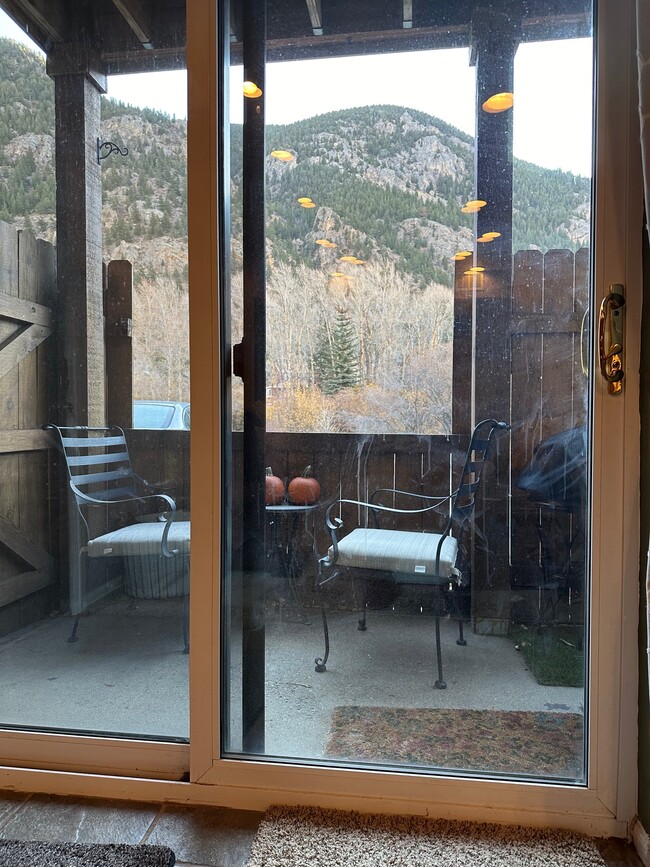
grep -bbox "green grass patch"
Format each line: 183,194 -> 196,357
510,624 -> 584,688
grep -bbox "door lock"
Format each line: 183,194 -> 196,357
598,285 -> 625,394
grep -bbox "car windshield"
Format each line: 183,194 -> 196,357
133,403 -> 175,429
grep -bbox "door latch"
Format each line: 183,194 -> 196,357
598,285 -> 625,395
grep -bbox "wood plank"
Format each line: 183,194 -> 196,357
0,514 -> 54,573
540,249 -> 577,441
572,247 -> 590,427
510,313 -> 583,335
105,260 -> 133,430
112,0 -> 154,46
18,230 -> 40,547
510,250 -> 544,576
0,568 -> 54,609
0,324 -> 53,382
0,291 -> 53,327
0,222 -> 20,551
0,429 -> 53,453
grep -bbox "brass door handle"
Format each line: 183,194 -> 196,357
598,285 -> 625,394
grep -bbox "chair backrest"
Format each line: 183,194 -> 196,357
444,418 -> 510,540
46,424 -> 139,517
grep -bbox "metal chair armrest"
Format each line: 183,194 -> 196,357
370,488 -> 455,508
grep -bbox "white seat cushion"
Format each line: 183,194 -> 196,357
332,527 -> 458,582
87,520 -> 191,558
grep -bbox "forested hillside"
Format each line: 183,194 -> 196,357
0,36 -> 590,433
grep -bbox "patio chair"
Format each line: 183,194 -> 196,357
315,418 -> 510,688
46,424 -> 190,651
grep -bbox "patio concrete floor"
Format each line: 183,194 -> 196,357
0,593 -> 583,768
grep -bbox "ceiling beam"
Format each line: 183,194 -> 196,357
305,0 -> 323,36
111,0 -> 154,49
0,0 -> 67,45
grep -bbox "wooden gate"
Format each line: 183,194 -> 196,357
0,222 -> 57,633
509,248 -> 588,611
452,247 -> 589,629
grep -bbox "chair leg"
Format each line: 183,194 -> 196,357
354,576 -> 367,631
449,587 -> 467,646
433,586 -> 446,688
68,615 -> 80,644
315,603 -> 330,673
314,576 -> 330,672
434,612 -> 446,689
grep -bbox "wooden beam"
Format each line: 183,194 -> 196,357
0,568 -> 54,608
0,514 -> 54,574
0,291 -> 53,329
0,429 -> 54,454
305,0 -> 322,36
510,314 -> 584,336
111,0 -> 155,49
0,0 -> 67,44
0,324 -> 52,382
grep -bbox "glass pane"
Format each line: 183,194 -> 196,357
223,0 -> 591,782
0,8 -> 189,739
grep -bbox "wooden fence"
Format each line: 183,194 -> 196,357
0,236 -> 588,636
0,221 -> 57,632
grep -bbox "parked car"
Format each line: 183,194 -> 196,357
133,400 -> 190,430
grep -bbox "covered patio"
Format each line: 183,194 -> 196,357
0,0 -> 589,773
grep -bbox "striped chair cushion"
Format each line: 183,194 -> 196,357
87,521 -> 191,558
332,527 -> 458,583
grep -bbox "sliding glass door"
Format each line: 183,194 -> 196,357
208,0 -> 639,821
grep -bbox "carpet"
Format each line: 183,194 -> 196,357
0,840 -> 176,866
246,806 -> 605,867
325,706 -> 584,779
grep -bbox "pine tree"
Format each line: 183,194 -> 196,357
315,306 -> 362,395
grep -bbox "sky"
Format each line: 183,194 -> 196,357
0,9 -> 592,176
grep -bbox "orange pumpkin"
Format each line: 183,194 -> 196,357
288,465 -> 321,505
265,467 -> 285,505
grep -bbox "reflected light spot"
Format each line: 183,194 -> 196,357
271,150 -> 295,161
339,256 -> 357,262
482,92 -> 514,113
465,199 -> 487,210
301,202 -> 316,208
243,81 -> 262,98
298,197 -> 312,203
482,231 -> 501,239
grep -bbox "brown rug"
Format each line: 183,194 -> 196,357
325,706 -> 584,779
246,806 -> 605,867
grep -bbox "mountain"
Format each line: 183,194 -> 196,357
233,105 -> 590,287
0,37 -> 591,430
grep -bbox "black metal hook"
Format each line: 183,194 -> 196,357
97,138 -> 129,164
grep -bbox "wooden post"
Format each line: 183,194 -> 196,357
47,48 -> 107,428
467,8 -> 522,634
105,260 -> 133,429
46,49 -> 107,609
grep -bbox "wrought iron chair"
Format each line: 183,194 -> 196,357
315,419 -> 510,688
46,424 -> 190,651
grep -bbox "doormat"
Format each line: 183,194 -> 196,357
325,706 -> 584,779
0,840 -> 175,867
245,805 -> 605,867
